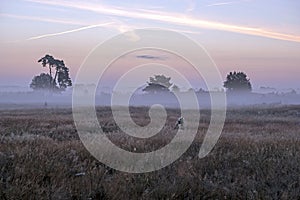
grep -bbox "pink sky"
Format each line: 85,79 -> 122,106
0,0 -> 300,90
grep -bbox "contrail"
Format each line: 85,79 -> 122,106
25,0 -> 300,43
0,13 -> 87,26
206,0 -> 251,7
206,1 -> 237,7
26,22 -> 114,41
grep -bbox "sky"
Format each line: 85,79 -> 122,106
0,0 -> 300,91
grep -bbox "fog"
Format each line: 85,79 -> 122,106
0,85 -> 300,110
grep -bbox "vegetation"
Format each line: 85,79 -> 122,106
143,75 -> 172,93
30,73 -> 55,91
0,105 -> 300,199
30,54 -> 72,91
224,71 -> 252,93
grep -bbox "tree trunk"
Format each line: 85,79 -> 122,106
53,69 -> 58,89
49,66 -> 52,77
49,65 -> 52,90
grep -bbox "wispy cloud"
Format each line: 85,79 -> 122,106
0,13 -> 87,26
1,13 -> 116,42
206,0 -> 250,7
24,0 -> 300,43
136,55 -> 167,60
206,1 -> 237,7
26,22 -> 115,41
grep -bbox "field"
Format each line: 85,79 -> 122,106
0,105 -> 300,199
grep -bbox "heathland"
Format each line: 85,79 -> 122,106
0,105 -> 300,199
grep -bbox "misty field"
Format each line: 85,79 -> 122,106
0,105 -> 300,199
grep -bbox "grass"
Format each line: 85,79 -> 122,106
0,105 -> 300,199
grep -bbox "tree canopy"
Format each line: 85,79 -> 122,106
30,54 -> 72,91
143,75 -> 173,93
30,73 -> 56,90
223,71 -> 252,93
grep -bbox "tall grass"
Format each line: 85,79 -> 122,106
0,105 -> 300,199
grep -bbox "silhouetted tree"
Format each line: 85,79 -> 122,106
223,71 -> 252,92
38,54 -> 55,77
32,54 -> 72,91
30,73 -> 58,91
57,66 -> 72,89
197,88 -> 207,93
187,88 -> 195,93
143,75 -> 172,93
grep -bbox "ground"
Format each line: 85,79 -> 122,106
0,105 -> 300,199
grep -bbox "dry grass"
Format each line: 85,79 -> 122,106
0,105 -> 300,199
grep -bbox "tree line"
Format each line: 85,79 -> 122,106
30,54 -> 252,93
142,73 -> 252,94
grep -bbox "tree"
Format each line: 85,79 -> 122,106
143,75 -> 172,93
57,66 -> 72,89
30,73 -> 58,90
38,54 -> 55,77
223,71 -> 252,92
187,88 -> 195,93
31,54 -> 72,91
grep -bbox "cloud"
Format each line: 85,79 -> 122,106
136,55 -> 167,60
1,13 -> 115,42
26,22 -> 115,41
0,13 -> 87,25
206,0 -> 250,7
206,1 -> 237,7
23,0 -> 300,43
2,12 -> 142,41
1,13 -> 131,41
